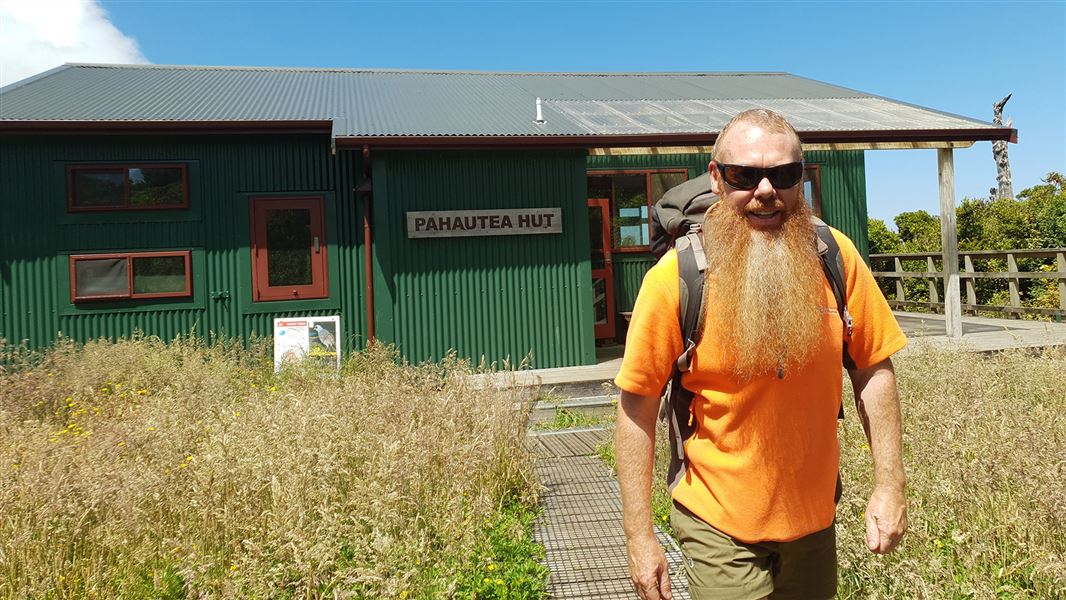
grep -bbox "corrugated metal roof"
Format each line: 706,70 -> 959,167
0,64 -> 1012,142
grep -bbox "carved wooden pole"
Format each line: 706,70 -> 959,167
992,94 -> 1014,200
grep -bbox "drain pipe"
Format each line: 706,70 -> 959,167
355,144 -> 375,343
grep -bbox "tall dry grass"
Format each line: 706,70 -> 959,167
0,335 -> 539,598
836,345 -> 1066,598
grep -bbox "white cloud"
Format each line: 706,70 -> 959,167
0,0 -> 148,87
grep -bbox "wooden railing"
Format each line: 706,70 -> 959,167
870,249 -> 1066,319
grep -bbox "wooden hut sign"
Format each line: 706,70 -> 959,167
406,208 -> 562,238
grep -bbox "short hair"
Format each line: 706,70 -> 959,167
712,109 -> 803,162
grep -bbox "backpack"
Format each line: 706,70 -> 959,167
651,171 -> 856,492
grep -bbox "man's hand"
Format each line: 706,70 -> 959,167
848,358 -> 908,555
626,532 -> 673,600
616,390 -> 672,599
865,484 -> 907,553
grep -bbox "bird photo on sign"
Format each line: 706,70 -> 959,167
308,317 -> 341,370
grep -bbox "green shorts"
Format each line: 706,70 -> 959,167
670,502 -> 837,600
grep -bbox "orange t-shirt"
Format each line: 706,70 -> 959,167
615,228 -> 907,543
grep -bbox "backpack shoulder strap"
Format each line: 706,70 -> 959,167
662,226 -> 706,492
812,218 -> 857,422
675,227 -> 707,363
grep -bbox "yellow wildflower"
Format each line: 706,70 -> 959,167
482,578 -> 491,584
11,463 -> 17,470
147,427 -> 156,431
137,389 -> 148,396
229,565 -> 237,571
488,564 -> 495,571
118,441 -> 125,447
234,411 -> 241,417
495,579 -> 503,585
250,383 -> 257,388
269,385 -> 277,393
47,372 -> 54,377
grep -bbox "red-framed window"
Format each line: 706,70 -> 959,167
587,170 -> 688,252
250,196 -> 328,301
67,164 -> 189,212
69,251 -> 192,302
804,164 -> 824,218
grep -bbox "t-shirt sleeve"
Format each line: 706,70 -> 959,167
833,229 -> 908,369
614,251 -> 685,398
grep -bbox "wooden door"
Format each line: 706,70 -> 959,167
588,198 -> 616,339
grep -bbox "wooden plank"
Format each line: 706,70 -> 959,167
873,248 -> 1066,260
938,148 -> 963,338
873,271 -> 1066,280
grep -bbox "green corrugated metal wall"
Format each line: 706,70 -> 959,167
0,135 -> 367,351
372,150 -> 596,368
807,150 -> 870,258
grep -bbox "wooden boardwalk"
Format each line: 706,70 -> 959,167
528,427 -> 689,599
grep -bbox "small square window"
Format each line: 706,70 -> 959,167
70,251 -> 192,302
68,164 -> 189,211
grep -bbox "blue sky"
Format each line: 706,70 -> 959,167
7,1 -> 1065,225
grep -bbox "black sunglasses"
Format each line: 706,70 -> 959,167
715,161 -> 804,191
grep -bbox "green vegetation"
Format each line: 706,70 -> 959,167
868,172 -> 1065,313
0,336 -> 545,599
535,405 -> 613,431
596,347 -> 1066,597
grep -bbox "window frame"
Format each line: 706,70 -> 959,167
804,164 -> 824,218
586,169 -> 690,253
69,250 -> 193,302
249,196 -> 329,302
66,163 -> 190,212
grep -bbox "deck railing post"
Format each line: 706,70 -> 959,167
895,257 -> 906,302
927,256 -> 940,305
964,254 -> 977,314
1007,252 -> 1020,317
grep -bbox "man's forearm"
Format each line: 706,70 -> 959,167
851,359 -> 905,491
616,390 -> 661,539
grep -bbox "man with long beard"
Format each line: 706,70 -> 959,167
615,109 -> 908,600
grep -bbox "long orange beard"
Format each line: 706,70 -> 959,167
702,201 -> 825,381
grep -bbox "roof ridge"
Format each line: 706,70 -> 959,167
61,62 -> 791,77
0,64 -> 73,94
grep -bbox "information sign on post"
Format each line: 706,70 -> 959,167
272,315 -> 341,372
